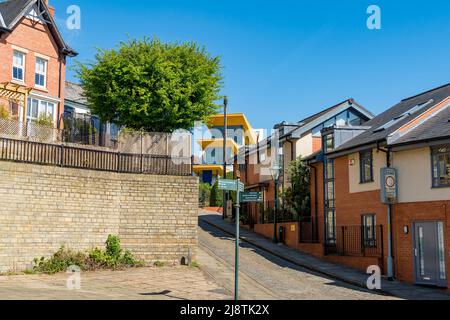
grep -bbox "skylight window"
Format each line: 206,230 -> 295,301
373,99 -> 434,133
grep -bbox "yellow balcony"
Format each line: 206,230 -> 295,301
197,138 -> 239,155
193,164 -> 224,176
206,113 -> 258,145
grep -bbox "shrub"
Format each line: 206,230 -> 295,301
209,180 -> 222,207
199,183 -> 211,207
154,261 -> 165,267
32,235 -> 143,274
0,104 -> 9,120
33,246 -> 86,275
35,113 -> 53,127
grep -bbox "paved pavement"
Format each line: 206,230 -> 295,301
200,210 -> 450,300
198,215 -> 398,300
0,266 -> 230,300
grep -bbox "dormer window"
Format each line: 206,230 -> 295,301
35,57 -> 47,88
13,50 -> 25,82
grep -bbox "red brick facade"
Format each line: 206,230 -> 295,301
393,200 -> 450,286
308,154 -> 450,288
0,1 -> 70,127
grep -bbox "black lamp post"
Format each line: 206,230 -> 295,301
222,96 -> 228,220
271,163 -> 281,243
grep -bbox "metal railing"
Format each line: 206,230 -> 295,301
0,118 -> 63,143
262,201 -> 299,223
0,137 -> 192,176
325,225 -> 384,257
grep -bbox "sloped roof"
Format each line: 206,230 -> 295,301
391,104 -> 450,146
0,0 -> 29,26
283,98 -> 374,139
297,98 -> 373,126
334,83 -> 450,152
242,98 -> 374,157
0,0 -> 77,56
65,81 -> 88,105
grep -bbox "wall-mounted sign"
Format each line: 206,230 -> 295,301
381,167 -> 398,204
240,192 -> 263,203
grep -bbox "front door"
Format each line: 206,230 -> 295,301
413,221 -> 447,287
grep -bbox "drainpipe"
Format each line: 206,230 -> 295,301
378,144 -> 395,280
285,136 -> 295,194
386,148 -> 395,281
286,136 -> 295,162
57,56 -> 63,130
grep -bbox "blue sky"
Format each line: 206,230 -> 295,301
54,0 -> 450,130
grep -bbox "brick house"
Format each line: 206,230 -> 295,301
307,83 -> 450,288
0,0 -> 77,130
238,99 -> 374,238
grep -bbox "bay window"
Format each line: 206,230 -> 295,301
27,98 -> 55,123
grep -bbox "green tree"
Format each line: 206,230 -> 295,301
76,37 -> 223,133
209,180 -> 223,207
284,157 -> 311,216
199,183 -> 212,208
0,104 -> 9,120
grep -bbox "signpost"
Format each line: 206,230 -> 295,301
218,179 -> 261,301
218,179 -> 241,301
380,167 -> 398,280
241,192 -> 263,203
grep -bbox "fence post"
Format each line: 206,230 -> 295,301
117,152 -> 121,173
361,225 -> 366,257
165,156 -> 169,175
60,144 -> 64,167
140,132 -> 144,174
191,155 -> 194,176
341,226 -> 345,256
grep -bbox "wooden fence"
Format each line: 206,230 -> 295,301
0,137 -> 192,176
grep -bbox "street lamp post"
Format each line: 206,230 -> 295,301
222,97 -> 228,220
271,163 -> 281,244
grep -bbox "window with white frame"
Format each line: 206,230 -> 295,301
13,50 -> 25,82
27,98 -> 55,123
35,58 -> 47,88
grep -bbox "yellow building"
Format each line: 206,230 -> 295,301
194,113 -> 259,185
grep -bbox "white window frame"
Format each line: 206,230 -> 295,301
12,50 -> 26,82
27,98 -> 56,123
35,57 -> 47,89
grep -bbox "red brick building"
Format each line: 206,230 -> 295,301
0,0 -> 77,128
238,100 -> 373,238
307,83 -> 450,288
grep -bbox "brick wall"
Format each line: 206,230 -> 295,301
394,200 -> 450,287
0,161 -> 198,272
